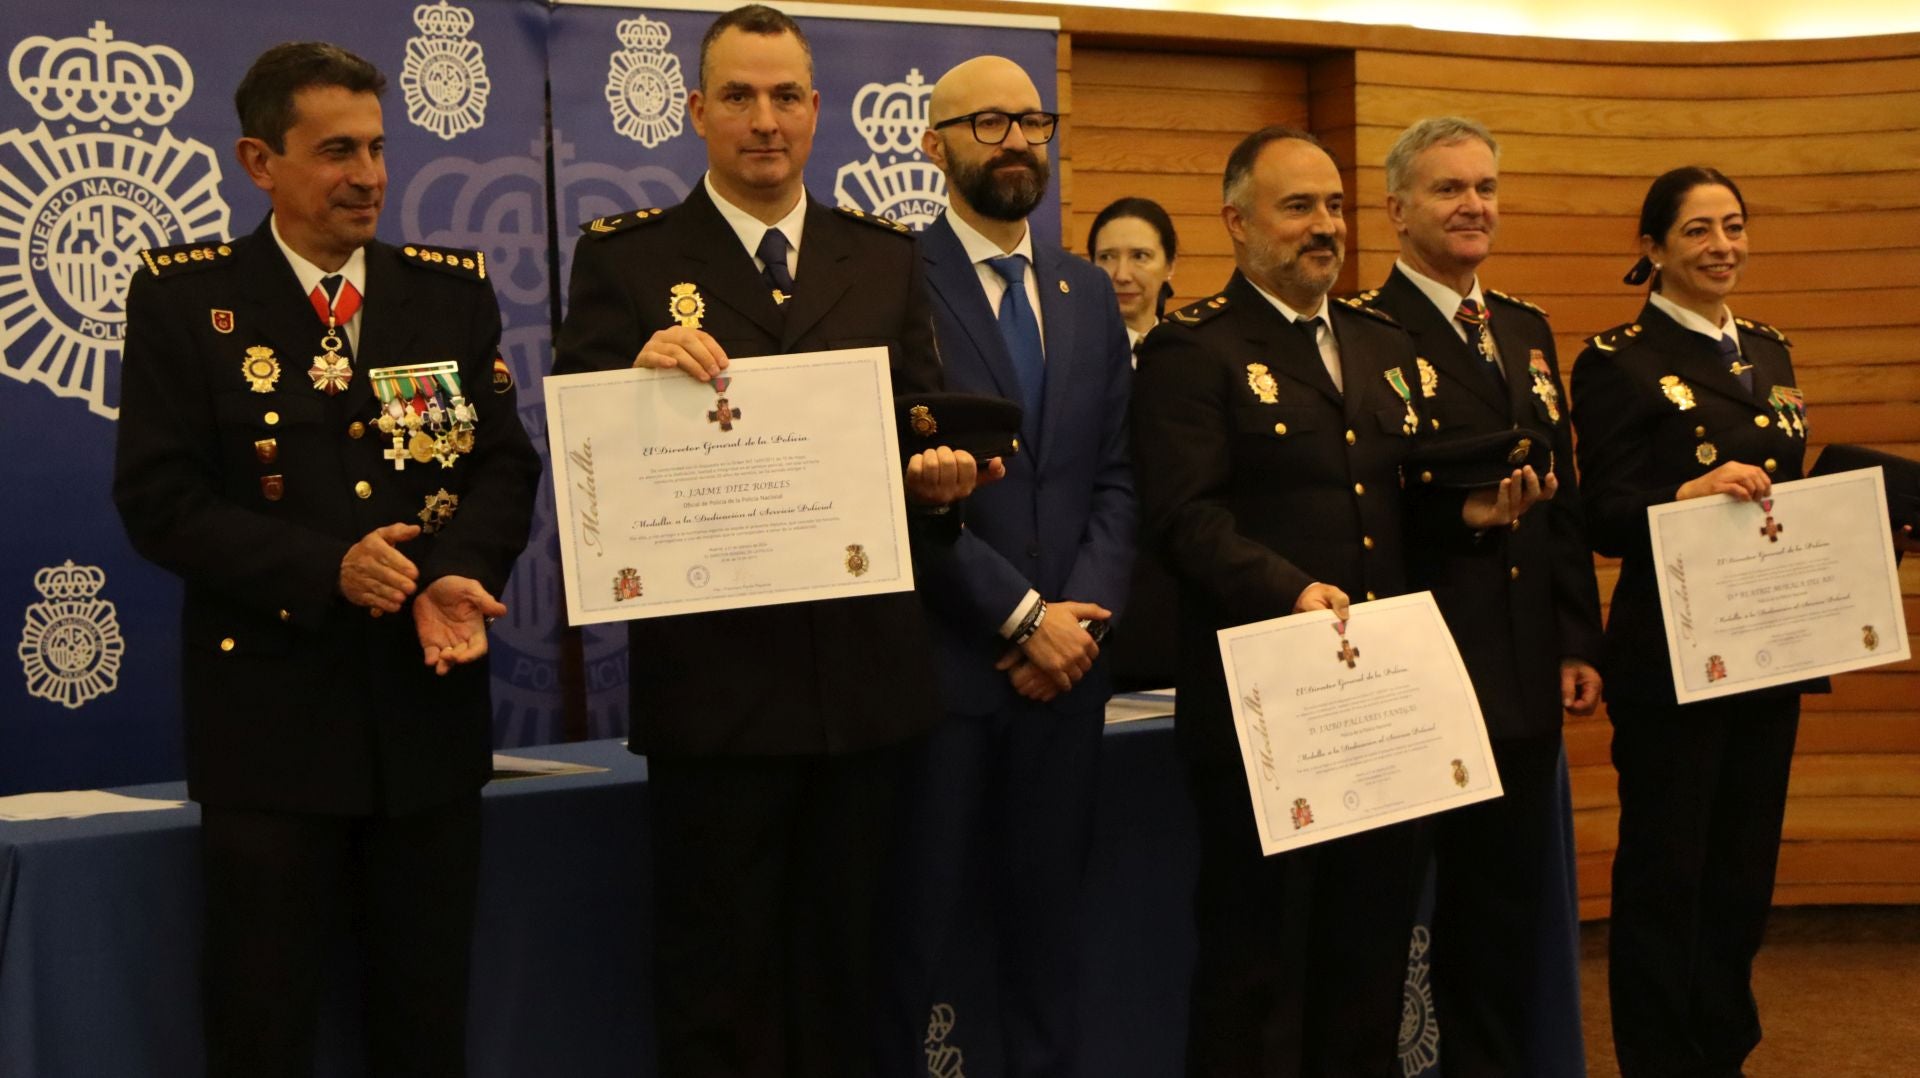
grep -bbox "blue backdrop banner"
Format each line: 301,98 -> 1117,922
0,0 -> 553,793
546,0 -> 1061,738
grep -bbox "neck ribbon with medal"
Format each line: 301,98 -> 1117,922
370,362 -> 477,469
308,277 -> 359,395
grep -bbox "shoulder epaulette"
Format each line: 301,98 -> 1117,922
1336,295 -> 1400,328
139,240 -> 233,278
834,205 -> 911,235
1350,287 -> 1382,305
1585,321 -> 1645,354
1734,316 -> 1791,347
1163,292 -> 1231,327
580,205 -> 668,237
400,243 -> 487,281
1487,288 -> 1548,319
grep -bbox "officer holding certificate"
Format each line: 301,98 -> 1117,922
1570,166 -> 1819,1078
552,6 -> 985,1075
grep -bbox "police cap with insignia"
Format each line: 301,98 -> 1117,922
1407,427 -> 1553,489
1810,444 -> 1920,532
896,393 -> 1023,464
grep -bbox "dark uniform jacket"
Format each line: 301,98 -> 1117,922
1570,301 -> 1822,707
1366,268 -> 1603,741
553,183 -> 946,757
113,217 -> 540,816
1132,271 -> 1422,763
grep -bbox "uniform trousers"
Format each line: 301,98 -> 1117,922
1430,732 -> 1568,1077
199,796 -> 482,1078
1185,758 -> 1428,1078
1606,694 -> 1800,1078
884,699 -> 1106,1078
646,744 -> 906,1078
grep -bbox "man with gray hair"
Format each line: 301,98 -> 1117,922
1132,125 -> 1543,1077
1362,116 -> 1604,1076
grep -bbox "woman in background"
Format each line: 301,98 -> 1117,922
1088,197 -> 1177,360
1570,166 -> 1816,1078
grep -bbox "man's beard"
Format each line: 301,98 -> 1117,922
1245,229 -> 1342,300
950,146 -> 1050,222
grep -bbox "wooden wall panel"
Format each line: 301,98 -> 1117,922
1046,11 -> 1920,918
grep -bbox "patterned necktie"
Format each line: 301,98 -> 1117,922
756,228 -> 794,305
1717,334 -> 1753,393
985,255 -> 1045,422
1455,297 -> 1504,389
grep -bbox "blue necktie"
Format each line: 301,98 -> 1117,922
1717,334 -> 1753,393
986,255 -> 1045,422
756,227 -> 794,304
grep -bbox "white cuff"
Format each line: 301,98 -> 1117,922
998,589 -> 1043,639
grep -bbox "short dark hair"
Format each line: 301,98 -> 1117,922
1631,166 -> 1748,289
1222,126 -> 1335,209
699,5 -> 813,92
235,42 -> 385,154
1087,197 -> 1180,315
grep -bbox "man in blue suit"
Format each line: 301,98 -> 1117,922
886,55 -> 1136,1078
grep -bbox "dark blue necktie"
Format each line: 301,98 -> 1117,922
1717,334 -> 1753,393
756,228 -> 794,304
986,255 -> 1045,421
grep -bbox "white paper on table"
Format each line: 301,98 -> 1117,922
1217,592 -> 1501,856
544,348 -> 912,625
1648,467 -> 1910,704
0,790 -> 187,822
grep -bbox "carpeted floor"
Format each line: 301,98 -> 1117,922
1578,906 -> 1920,1077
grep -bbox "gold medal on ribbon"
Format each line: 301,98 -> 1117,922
309,331 -> 353,395
409,431 -> 436,463
242,346 -> 281,393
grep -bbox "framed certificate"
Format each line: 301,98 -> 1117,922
1648,467 -> 1911,704
1217,592 -> 1501,856
544,348 -> 914,625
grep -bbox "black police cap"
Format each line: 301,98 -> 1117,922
896,393 -> 1022,463
1810,444 -> 1920,531
1406,427 -> 1553,490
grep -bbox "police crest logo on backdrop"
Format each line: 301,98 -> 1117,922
833,68 -> 947,230
0,21 -> 231,419
17,560 -> 124,710
605,15 -> 686,149
401,0 -> 492,140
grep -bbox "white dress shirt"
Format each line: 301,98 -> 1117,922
1649,290 -> 1742,356
704,172 -> 806,278
946,210 -> 1046,354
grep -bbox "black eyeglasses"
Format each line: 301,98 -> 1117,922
930,110 -> 1059,146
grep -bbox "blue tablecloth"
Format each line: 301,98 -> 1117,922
0,713 -> 1582,1077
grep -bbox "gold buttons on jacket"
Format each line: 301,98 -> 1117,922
1354,482 -> 1366,495
1754,415 -> 1770,428
348,421 -> 366,439
264,411 -> 280,426
1510,566 -> 1522,580
1273,422 -> 1288,436
1694,426 -> 1706,437
1765,458 -> 1778,473
1365,591 -> 1377,602
1345,429 -> 1357,446
354,480 -> 372,499
219,637 -> 235,652
1363,536 -> 1376,550
278,609 -> 291,622
1420,470 -> 1434,484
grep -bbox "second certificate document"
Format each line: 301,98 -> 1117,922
1218,592 -> 1501,855
546,348 -> 913,625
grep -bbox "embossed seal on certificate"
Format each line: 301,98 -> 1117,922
612,567 -> 644,602
1864,625 -> 1880,651
669,282 -> 705,329
1451,759 -> 1468,788
1290,797 -> 1314,829
845,543 -> 870,577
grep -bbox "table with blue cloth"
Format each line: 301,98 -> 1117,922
0,707 -> 1584,1077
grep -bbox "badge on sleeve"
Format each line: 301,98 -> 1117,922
211,309 -> 234,334
491,357 -> 514,394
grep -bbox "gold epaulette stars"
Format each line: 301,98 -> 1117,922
835,205 -> 911,234
1586,321 -> 1643,354
140,241 -> 233,277
1337,295 -> 1399,327
1165,292 -> 1231,327
1734,316 -> 1791,347
1487,288 -> 1549,318
580,206 -> 668,237
400,243 -> 487,281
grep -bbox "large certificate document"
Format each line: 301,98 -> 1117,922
1648,468 -> 1910,704
1217,592 -> 1501,856
544,348 -> 913,625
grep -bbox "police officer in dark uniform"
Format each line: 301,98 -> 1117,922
552,7 -> 986,1076
1131,126 -> 1544,1078
1571,167 -> 1815,1078
1362,117 -> 1603,1076
113,42 -> 538,1078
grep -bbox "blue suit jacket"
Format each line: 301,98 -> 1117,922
916,212 -> 1137,717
